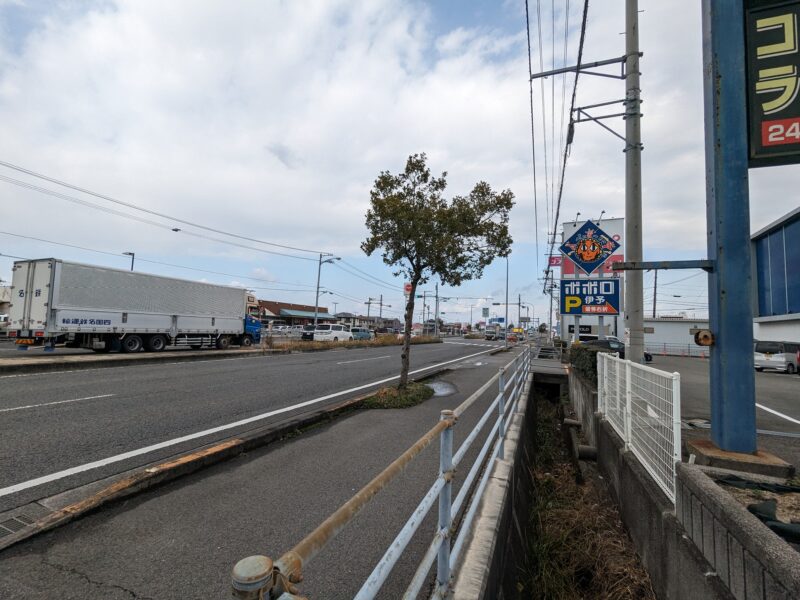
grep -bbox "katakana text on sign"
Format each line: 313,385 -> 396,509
747,2 -> 800,166
559,278 -> 621,315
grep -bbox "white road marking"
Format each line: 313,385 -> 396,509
336,355 -> 391,365
756,403 -> 800,426
0,346 -> 500,498
0,394 -> 116,413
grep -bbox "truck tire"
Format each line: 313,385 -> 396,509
788,363 -> 796,375
146,335 -> 167,352
215,336 -> 230,350
241,335 -> 253,347
121,335 -> 143,353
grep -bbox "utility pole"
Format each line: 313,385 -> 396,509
366,297 -> 377,319
332,301 -> 338,316
624,0 -> 644,363
504,257 -> 509,350
518,294 -> 522,327
434,283 -> 440,337
379,294 -> 383,319
652,270 -> 657,318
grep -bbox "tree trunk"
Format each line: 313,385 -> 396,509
399,276 -> 419,389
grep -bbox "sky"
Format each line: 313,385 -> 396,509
0,1 -> 797,325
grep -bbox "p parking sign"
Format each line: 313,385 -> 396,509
560,279 -> 621,315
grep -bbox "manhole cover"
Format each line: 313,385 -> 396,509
427,381 -> 457,397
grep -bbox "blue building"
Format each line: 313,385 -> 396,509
752,207 -> 800,342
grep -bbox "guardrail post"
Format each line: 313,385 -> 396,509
624,361 -> 632,448
597,353 -> 604,413
672,371 -> 682,467
437,410 -> 456,595
498,367 -> 506,460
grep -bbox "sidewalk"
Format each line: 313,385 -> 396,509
0,348 -> 521,599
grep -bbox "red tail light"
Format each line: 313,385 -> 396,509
9,330 -> 17,337
34,331 -> 45,337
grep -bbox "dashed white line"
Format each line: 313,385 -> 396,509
0,346 -> 500,498
756,403 -> 800,426
336,355 -> 391,365
0,394 -> 115,413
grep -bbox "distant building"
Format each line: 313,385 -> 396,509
0,286 -> 10,315
752,207 -> 800,342
257,300 -> 335,325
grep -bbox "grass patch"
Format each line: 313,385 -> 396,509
271,335 -> 441,352
362,382 -> 434,409
464,333 -> 484,339
520,395 -> 656,600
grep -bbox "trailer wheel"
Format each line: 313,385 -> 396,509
121,335 -> 143,353
241,336 -> 253,347
146,335 -> 167,352
215,336 -> 230,350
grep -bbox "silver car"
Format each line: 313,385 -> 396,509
754,341 -> 799,374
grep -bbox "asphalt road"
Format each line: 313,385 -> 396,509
0,339 -> 502,513
652,356 -> 800,433
0,343 -> 518,599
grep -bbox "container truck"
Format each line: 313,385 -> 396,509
8,258 -> 261,352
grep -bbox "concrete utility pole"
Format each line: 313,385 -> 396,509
379,294 -> 383,319
652,269 -> 657,318
624,0 -> 644,363
365,297 -> 377,319
434,283 -> 440,337
504,257 -> 509,350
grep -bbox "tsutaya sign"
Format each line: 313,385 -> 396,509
746,1 -> 800,167
559,279 -> 621,315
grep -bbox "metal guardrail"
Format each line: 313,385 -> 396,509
231,345 -> 532,599
645,342 -> 710,358
597,352 -> 681,503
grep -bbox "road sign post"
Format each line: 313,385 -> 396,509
702,0 -> 757,453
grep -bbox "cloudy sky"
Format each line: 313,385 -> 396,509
0,1 -> 797,324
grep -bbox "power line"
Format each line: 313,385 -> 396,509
0,159 -> 324,255
331,261 -> 401,291
0,174 -> 317,262
525,0 -> 541,278
543,0 -> 589,293
338,259 -> 402,289
0,231 -> 320,291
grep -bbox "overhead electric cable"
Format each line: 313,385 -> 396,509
0,231 -> 319,290
525,0 -> 541,276
0,174 -> 317,261
0,159 -> 324,254
543,0 -> 589,293
338,259 -> 402,288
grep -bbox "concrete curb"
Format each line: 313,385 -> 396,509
0,367 -> 453,553
0,339 -> 449,375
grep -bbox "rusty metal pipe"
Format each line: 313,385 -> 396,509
278,418 -> 452,581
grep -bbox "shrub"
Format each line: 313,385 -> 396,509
568,344 -> 606,387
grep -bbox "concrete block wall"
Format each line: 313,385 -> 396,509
567,370 -> 597,447
676,464 -> 800,600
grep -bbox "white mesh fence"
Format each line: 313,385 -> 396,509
597,352 -> 681,503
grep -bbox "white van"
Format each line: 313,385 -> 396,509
313,323 -> 354,342
754,341 -> 799,374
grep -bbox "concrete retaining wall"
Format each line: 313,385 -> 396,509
572,370 -> 800,600
676,464 -> 800,600
452,375 -> 536,600
568,370 -> 597,447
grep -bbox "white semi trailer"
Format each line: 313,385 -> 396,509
8,258 -> 261,352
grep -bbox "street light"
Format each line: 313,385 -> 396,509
314,254 -> 340,326
122,251 -> 135,271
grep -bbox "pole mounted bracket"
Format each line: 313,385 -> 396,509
612,260 -> 714,272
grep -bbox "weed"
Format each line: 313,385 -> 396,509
362,382 -> 434,409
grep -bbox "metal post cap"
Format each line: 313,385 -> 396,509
232,555 -> 273,592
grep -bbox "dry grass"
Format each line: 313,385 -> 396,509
723,485 -> 800,524
269,335 -> 441,352
362,382 -> 434,409
520,397 -> 656,600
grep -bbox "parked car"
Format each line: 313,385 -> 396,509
754,340 -> 799,374
300,324 -> 318,341
584,339 -> 653,363
351,326 -> 372,341
312,324 -> 354,342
